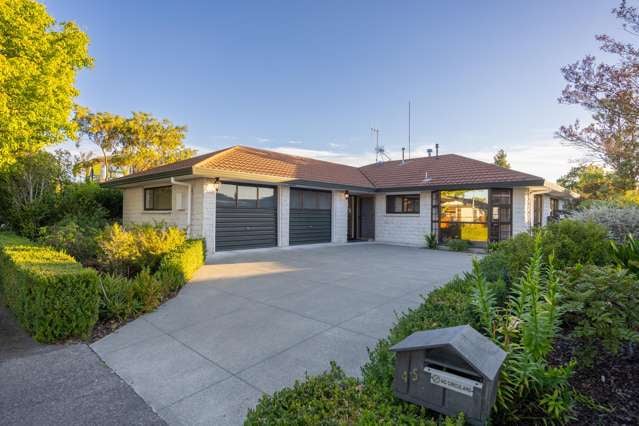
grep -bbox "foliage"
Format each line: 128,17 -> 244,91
74,108 -> 194,179
39,217 -> 101,265
610,233 -> 639,274
472,233 -> 575,424
557,164 -> 620,201
493,148 -> 511,168
97,223 -> 186,276
446,239 -> 470,252
571,204 -> 639,242
557,1 -> 639,189
0,0 -> 93,168
97,239 -> 205,322
561,264 -> 639,364
246,362 -> 466,426
0,232 -> 99,342
57,181 -> 122,222
424,233 -> 437,249
0,151 -> 67,238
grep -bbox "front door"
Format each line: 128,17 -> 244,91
359,197 -> 375,240
533,194 -> 543,227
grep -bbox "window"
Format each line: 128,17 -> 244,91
216,183 -> 276,209
550,198 -> 559,217
290,189 -> 332,210
144,186 -> 172,211
386,194 -> 420,214
489,189 -> 512,242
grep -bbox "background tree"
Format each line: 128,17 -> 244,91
0,0 -> 93,169
493,149 -> 511,168
557,164 -> 618,200
557,1 -> 639,190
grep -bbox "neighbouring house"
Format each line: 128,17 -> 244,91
103,145 -> 576,257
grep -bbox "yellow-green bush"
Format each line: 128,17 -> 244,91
0,233 -> 99,342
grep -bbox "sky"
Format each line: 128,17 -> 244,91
45,0 -> 629,180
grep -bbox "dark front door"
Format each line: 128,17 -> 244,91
359,197 -> 375,240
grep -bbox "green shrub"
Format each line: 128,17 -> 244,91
39,216 -> 102,265
246,361 -> 465,425
0,233 -> 99,342
610,233 -> 639,275
446,239 -> 470,252
57,182 -> 122,222
97,239 -> 205,322
424,233 -> 438,249
98,223 -> 186,276
543,219 -> 611,268
571,204 -> 639,242
561,264 -> 639,364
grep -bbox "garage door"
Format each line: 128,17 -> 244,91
215,183 -> 277,251
289,189 -> 332,245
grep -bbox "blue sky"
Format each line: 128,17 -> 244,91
46,0 -> 626,180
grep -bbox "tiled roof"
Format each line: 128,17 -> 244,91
197,146 -> 374,188
359,154 -> 543,189
105,145 -> 544,190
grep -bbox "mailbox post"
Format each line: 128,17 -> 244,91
390,325 -> 506,425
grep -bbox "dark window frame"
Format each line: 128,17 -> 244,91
290,188 -> 332,211
216,182 -> 277,209
144,185 -> 172,211
386,194 -> 420,214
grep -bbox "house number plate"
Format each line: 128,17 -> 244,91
424,367 -> 483,397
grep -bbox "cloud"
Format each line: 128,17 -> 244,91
287,140 -> 303,145
256,137 -> 270,143
328,142 -> 342,149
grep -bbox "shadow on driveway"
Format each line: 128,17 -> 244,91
0,304 -> 165,425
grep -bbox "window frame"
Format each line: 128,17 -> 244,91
290,188 -> 332,211
144,185 -> 172,211
386,194 -> 420,214
215,182 -> 277,209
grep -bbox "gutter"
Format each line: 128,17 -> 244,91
171,177 -> 192,237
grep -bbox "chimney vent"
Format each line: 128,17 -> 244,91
401,147 -> 405,164
427,148 -> 433,157
435,143 -> 439,158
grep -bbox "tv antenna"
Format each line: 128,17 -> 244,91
371,127 -> 390,163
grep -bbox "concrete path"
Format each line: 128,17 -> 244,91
91,243 -> 474,425
0,305 -> 164,426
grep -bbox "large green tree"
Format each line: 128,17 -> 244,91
493,149 -> 511,168
557,1 -> 639,190
0,0 -> 93,168
557,164 -> 617,200
75,109 -> 194,179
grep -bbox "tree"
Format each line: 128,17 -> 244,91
493,149 -> 511,168
557,164 -> 617,200
74,109 -> 194,179
0,0 -> 93,169
557,1 -> 639,190
118,112 -> 194,174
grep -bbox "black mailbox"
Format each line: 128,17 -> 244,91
390,325 -> 506,425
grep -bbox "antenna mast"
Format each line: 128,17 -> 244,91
371,127 -> 390,163
408,101 -> 411,160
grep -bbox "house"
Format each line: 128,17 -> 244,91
103,145 -> 576,256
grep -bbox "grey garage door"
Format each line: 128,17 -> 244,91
216,183 -> 277,251
289,188 -> 332,245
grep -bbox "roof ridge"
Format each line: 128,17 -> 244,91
191,145 -> 239,169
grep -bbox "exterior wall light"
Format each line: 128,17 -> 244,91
344,191 -> 349,199
213,177 -> 221,191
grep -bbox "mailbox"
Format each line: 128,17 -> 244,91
390,325 -> 506,425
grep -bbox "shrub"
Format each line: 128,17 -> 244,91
472,235 -> 575,423
97,223 -> 186,276
571,205 -> 639,242
97,239 -> 205,322
424,232 -> 438,249
0,233 -> 99,342
561,264 -> 639,364
446,239 -> 470,252
610,233 -> 639,275
39,216 -> 102,265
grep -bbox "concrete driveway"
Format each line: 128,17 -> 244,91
91,243 -> 474,425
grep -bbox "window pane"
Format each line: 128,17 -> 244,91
318,192 -> 331,210
217,184 -> 236,207
145,189 -> 153,209
291,189 -> 303,209
404,195 -> 420,213
491,189 -> 511,206
499,224 -> 511,240
301,191 -> 317,209
461,223 -> 488,242
393,196 -> 402,213
154,187 -> 172,210
258,187 -> 275,209
440,189 -> 488,223
237,185 -> 258,208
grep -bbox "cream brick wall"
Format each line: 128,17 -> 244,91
374,191 -> 431,246
512,187 -> 530,235
332,190 -> 348,243
278,185 -> 290,247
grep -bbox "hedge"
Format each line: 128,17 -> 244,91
0,233 -> 99,342
156,238 -> 206,290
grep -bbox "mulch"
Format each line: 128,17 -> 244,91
549,335 -> 639,425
